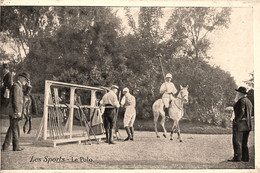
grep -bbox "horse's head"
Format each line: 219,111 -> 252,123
177,85 -> 189,104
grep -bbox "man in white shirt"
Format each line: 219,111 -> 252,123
100,85 -> 120,144
121,88 -> 136,141
159,73 -> 177,117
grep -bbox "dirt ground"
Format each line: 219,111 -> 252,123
0,117 -> 255,171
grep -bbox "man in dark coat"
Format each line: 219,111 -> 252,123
2,72 -> 30,151
228,86 -> 253,162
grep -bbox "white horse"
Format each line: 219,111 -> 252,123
152,85 -> 189,142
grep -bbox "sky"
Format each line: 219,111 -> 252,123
208,7 -> 254,87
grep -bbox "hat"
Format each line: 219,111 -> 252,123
166,73 -> 172,78
111,85 -> 119,89
123,87 -> 129,92
3,63 -> 9,69
235,86 -> 248,94
18,72 -> 30,82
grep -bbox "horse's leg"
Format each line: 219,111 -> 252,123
170,120 -> 177,140
153,111 -> 160,138
160,114 -> 167,138
23,115 -> 28,133
27,115 -> 32,134
177,121 -> 183,142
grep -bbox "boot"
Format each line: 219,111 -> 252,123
105,129 -> 109,143
129,127 -> 134,140
108,129 -> 115,144
124,127 -> 131,141
164,106 -> 169,117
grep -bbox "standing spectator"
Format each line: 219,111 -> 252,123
99,85 -> 120,144
1,63 -> 13,113
228,86 -> 253,162
120,87 -> 136,141
2,72 -> 30,151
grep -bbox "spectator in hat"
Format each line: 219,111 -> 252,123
228,86 -> 253,162
1,63 -> 13,112
120,87 -> 136,141
99,85 -> 120,144
2,72 -> 30,151
159,73 -> 177,117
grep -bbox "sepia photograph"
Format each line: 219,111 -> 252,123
0,0 -> 258,172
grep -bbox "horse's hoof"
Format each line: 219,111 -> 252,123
163,134 -> 166,138
157,136 -> 160,138
27,131 -> 31,134
23,127 -> 26,133
170,138 -> 173,140
179,140 -> 183,142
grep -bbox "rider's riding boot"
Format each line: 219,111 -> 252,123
124,127 -> 131,141
129,127 -> 134,140
105,129 -> 109,143
109,129 -> 115,144
164,106 -> 169,117
23,126 -> 26,134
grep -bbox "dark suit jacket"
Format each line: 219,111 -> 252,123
8,81 -> 24,118
233,96 -> 252,131
3,71 -> 12,89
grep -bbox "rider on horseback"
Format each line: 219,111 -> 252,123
159,73 -> 177,118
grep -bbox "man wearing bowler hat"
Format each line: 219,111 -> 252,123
2,72 -> 30,151
100,85 -> 120,144
228,86 -> 252,162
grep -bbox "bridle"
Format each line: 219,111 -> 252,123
172,89 -> 188,111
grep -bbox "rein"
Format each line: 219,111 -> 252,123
172,91 -> 185,111
173,99 -> 183,111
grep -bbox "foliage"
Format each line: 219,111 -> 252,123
1,7 -> 238,126
165,7 -> 231,60
244,72 -> 254,89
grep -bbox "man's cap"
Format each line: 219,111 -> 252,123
166,73 -> 172,78
123,87 -> 129,92
18,72 -> 30,82
111,85 -> 119,89
235,86 -> 248,94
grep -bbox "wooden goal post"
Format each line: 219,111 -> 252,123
34,80 -> 106,147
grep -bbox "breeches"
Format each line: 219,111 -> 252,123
162,94 -> 173,108
123,107 -> 136,127
103,108 -> 116,130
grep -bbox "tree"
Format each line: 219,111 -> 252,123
16,7 -> 130,93
124,7 -> 167,118
0,7 -> 56,59
124,7 -> 236,122
165,7 -> 231,60
244,72 -> 254,89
